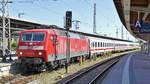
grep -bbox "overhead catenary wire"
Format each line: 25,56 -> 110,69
12,0 -> 63,16
12,0 -> 93,28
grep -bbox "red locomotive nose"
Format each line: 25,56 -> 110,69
17,31 -> 47,58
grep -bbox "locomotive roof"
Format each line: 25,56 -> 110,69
24,25 -> 134,43
40,25 -> 134,43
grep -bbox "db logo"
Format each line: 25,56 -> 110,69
28,46 -> 33,49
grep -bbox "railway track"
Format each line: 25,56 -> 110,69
62,55 -> 123,84
0,54 -> 125,84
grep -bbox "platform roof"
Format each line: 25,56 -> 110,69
114,0 -> 150,41
0,17 -> 43,31
0,17 -> 46,37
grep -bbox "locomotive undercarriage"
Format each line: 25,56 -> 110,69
17,54 -> 90,72
18,57 -> 46,72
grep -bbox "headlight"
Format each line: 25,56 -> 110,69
39,52 -> 42,55
20,52 -> 22,55
33,46 -> 44,50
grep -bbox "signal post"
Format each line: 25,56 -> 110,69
65,11 -> 72,73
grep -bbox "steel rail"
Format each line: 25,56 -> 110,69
89,58 -> 119,84
63,55 -> 123,84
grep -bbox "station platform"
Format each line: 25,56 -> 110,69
102,51 -> 150,84
0,54 -> 17,77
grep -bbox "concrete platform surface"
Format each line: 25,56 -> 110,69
0,54 -> 18,77
102,51 -> 150,84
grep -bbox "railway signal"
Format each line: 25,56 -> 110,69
65,11 -> 72,73
66,11 -> 72,30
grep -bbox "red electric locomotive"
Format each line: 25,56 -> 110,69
17,29 -> 90,71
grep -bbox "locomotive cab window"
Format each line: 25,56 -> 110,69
21,32 -> 45,42
33,33 -> 45,42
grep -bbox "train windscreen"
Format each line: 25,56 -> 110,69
21,32 -> 45,42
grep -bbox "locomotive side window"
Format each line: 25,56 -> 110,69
51,35 -> 54,41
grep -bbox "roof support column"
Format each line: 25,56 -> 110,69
121,0 -> 131,31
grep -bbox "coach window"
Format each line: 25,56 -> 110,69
103,43 -> 105,47
103,43 -> 104,47
92,42 -> 94,48
93,42 -> 95,48
95,42 -> 97,47
51,35 -> 54,41
104,43 -> 105,47
92,42 -> 94,47
100,42 -> 101,47
98,42 -> 100,47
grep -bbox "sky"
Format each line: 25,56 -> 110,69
5,0 -> 136,41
